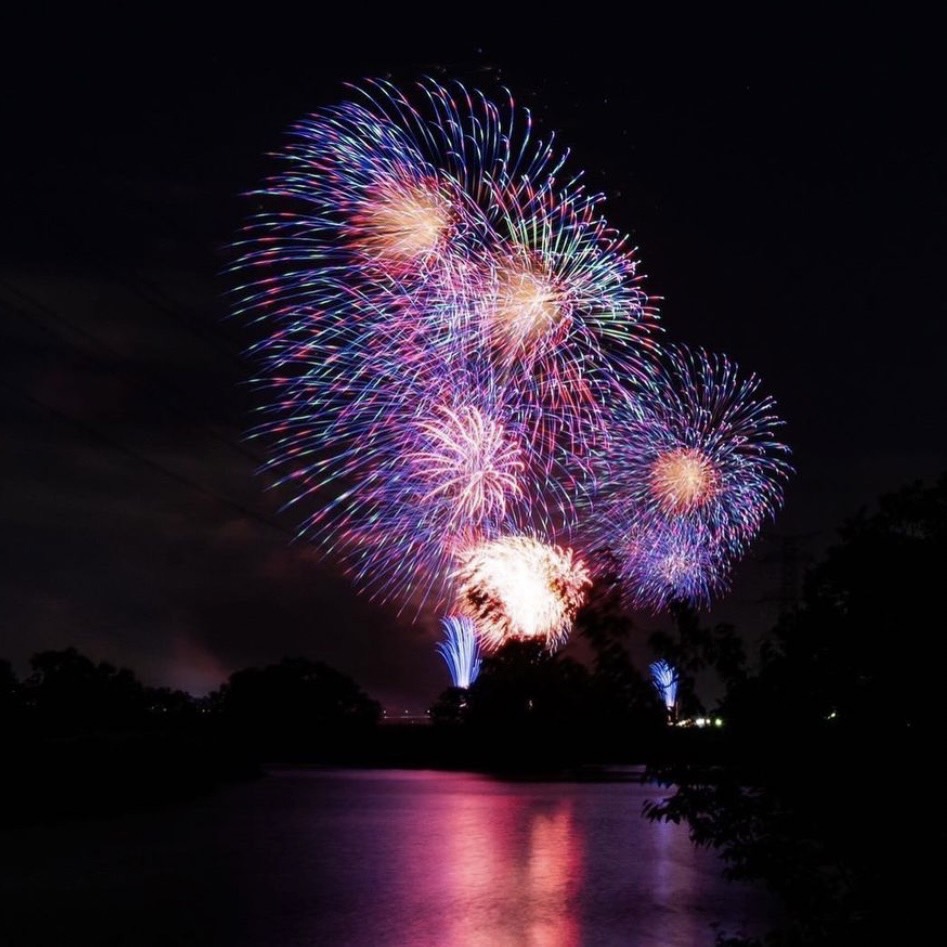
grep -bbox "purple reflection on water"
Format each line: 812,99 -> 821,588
0,768 -> 776,946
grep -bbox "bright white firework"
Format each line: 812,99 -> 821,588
454,535 -> 591,650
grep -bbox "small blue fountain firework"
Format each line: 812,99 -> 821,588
437,616 -> 482,689
649,659 -> 679,722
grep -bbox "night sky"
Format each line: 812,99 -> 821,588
3,21 -> 943,710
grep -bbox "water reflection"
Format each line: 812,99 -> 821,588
443,793 -> 582,946
0,768 -> 775,947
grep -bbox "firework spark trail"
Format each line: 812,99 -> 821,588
437,616 -> 482,689
454,534 -> 591,650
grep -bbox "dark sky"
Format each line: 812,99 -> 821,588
2,20 -> 944,709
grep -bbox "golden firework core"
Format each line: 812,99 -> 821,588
650,448 -> 718,514
359,180 -> 451,263
487,257 -> 568,353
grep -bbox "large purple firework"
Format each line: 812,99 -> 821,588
590,346 -> 792,609
231,79 -> 658,615
233,78 -> 791,632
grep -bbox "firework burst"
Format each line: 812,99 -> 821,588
410,401 -> 526,529
596,346 -> 791,552
476,187 -> 659,457
454,534 -> 591,650
610,519 -> 724,610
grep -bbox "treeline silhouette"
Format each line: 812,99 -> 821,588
0,555 -> 752,825
0,651 -> 383,825
0,591 -> 690,825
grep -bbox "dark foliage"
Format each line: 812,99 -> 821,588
428,566 -> 667,772
0,648 -> 252,825
645,474 -> 947,944
0,649 -> 385,824
573,560 -> 668,737
213,656 -> 382,759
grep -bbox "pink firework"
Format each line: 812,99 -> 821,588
409,402 -> 526,530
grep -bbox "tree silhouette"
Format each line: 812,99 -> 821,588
23,647 -> 149,734
645,474 -> 947,944
214,656 -> 382,757
0,659 -> 18,728
574,557 -> 665,735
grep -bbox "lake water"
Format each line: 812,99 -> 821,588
0,767 -> 777,946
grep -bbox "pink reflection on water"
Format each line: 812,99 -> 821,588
442,789 -> 583,946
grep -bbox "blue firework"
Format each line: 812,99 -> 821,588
649,659 -> 679,714
437,615 -> 482,689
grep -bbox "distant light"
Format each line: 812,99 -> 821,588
714,717 -> 723,727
